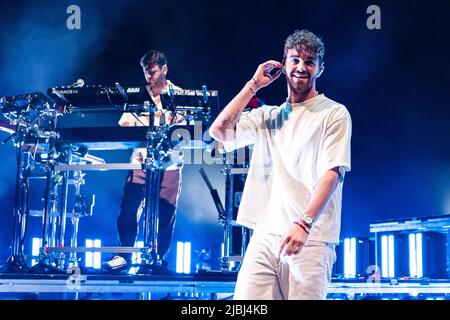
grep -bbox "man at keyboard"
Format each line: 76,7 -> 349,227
103,50 -> 183,272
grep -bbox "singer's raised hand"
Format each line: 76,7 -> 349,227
251,60 -> 283,90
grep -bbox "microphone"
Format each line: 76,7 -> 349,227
263,65 -> 282,79
69,79 -> 85,88
115,82 -> 128,101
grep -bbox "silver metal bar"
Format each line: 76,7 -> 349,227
227,256 -> 244,262
327,282 -> 450,295
0,279 -> 236,295
1,278 -> 450,296
370,217 -> 450,233
58,171 -> 69,247
69,217 -> 79,265
222,165 -> 233,270
230,167 -> 249,175
54,163 -> 142,171
47,246 -> 145,253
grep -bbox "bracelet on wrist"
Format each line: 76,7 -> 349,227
293,221 -> 310,235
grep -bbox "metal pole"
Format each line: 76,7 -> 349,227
150,170 -> 161,260
48,180 -> 59,248
69,171 -> 83,266
58,171 -> 69,247
18,152 -> 31,258
241,227 -> 248,257
11,140 -> 25,257
41,169 -> 53,248
221,165 -> 233,270
58,146 -> 72,249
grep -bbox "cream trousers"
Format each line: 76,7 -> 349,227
234,229 -> 336,300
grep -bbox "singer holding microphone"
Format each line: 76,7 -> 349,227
209,29 -> 352,299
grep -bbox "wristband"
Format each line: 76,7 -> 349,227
294,221 -> 310,235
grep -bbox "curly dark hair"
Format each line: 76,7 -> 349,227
283,29 -> 325,65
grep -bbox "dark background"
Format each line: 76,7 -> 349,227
0,0 -> 449,270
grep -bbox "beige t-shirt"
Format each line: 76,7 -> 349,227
222,94 -> 352,243
118,80 -> 183,170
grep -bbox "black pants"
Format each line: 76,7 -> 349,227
116,169 -> 181,264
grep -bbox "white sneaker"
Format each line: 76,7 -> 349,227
102,256 -> 128,270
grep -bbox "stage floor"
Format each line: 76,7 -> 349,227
1,271 -> 450,300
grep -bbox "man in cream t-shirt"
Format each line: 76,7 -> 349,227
210,30 -> 351,299
103,50 -> 183,272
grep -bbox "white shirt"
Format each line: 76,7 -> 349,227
118,80 -> 183,170
222,94 -> 352,243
